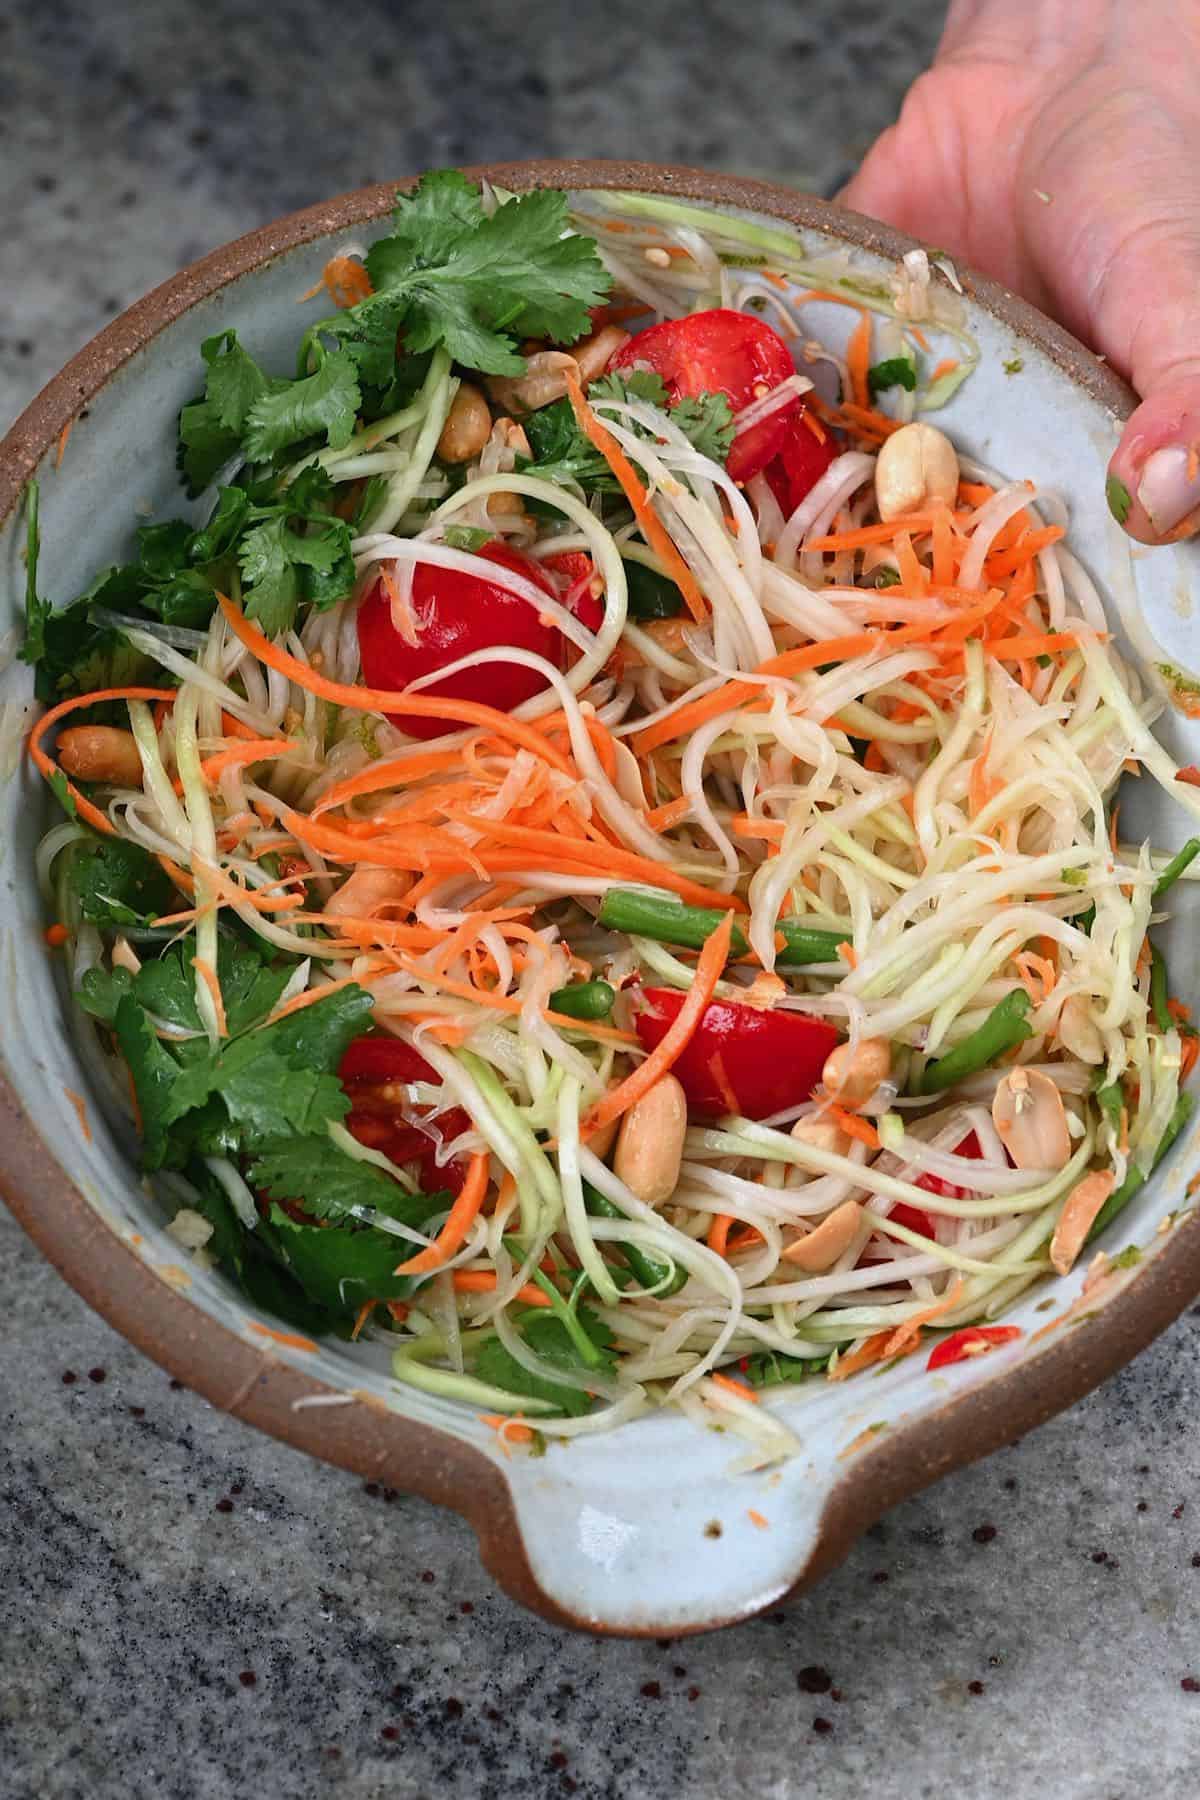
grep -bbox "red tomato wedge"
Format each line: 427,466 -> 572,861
357,541 -> 574,740
887,1131 -> 983,1239
339,1035 -> 470,1195
926,1325 -> 1023,1371
611,308 -> 801,484
633,987 -> 840,1120
762,408 -> 838,517
539,550 -> 604,634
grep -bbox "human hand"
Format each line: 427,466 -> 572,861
841,0 -> 1200,546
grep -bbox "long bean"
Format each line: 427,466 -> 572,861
917,990 -> 1033,1094
1149,943 -> 1172,1035
598,886 -> 848,965
1153,837 -> 1200,899
583,1180 -> 687,1296
1087,1092 -> 1195,1242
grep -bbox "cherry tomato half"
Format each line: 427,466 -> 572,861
339,1034 -> 470,1195
633,987 -> 840,1120
611,308 -> 799,484
539,550 -> 605,635
357,541 -> 567,740
762,408 -> 838,517
888,1130 -> 983,1239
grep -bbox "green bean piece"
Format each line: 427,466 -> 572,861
1087,1092 -> 1195,1242
598,887 -> 850,966
548,979 -> 616,1021
1149,943 -> 1173,1035
1152,838 -> 1200,899
777,920 -> 853,966
917,990 -> 1034,1095
1095,1079 -> 1124,1128
598,889 -> 749,955
623,558 -> 684,621
583,1180 -> 687,1297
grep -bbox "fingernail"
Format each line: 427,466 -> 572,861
1136,444 -> 1200,535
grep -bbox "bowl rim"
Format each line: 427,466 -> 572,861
3,157 -> 1199,1636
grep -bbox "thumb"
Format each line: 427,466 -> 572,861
1015,90 -> 1200,546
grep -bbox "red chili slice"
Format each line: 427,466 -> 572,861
633,987 -> 840,1120
926,1325 -> 1023,1370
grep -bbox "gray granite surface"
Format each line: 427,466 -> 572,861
3,1 -> 1200,1795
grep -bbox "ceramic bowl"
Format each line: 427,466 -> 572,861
3,161 -> 1199,1636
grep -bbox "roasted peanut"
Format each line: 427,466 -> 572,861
790,1116 -> 852,1158
487,351 -> 580,415
1057,994 -> 1104,1064
57,725 -> 143,787
992,1067 -> 1071,1169
589,1116 -> 620,1163
874,422 -> 960,521
486,490 -> 525,518
1050,1169 -> 1117,1275
822,1037 -> 891,1109
613,1073 -> 687,1205
325,866 -> 412,920
781,1200 -> 863,1270
573,324 -> 631,384
436,382 -> 492,463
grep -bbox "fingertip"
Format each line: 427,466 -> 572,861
1109,386 -> 1200,546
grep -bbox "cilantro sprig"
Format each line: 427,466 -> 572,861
518,369 -> 734,493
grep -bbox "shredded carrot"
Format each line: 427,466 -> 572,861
563,371 -> 707,623
452,1271 -> 553,1307
710,1371 -> 759,1403
707,1214 -> 735,1257
583,912 -> 732,1136
827,1329 -> 905,1382
350,1299 -> 376,1341
56,418 -> 75,469
844,309 -> 872,410
747,1508 -> 770,1529
827,1105 -> 879,1149
29,684 -> 177,836
478,1413 -> 535,1449
882,1278 -> 964,1357
247,1321 -> 318,1352
929,358 -> 959,385
320,254 -> 372,309
218,596 -> 577,776
64,1087 -> 91,1142
392,1153 -> 489,1275
262,974 -> 365,1026
198,738 -> 301,783
989,631 -> 1095,661
192,957 -> 228,1037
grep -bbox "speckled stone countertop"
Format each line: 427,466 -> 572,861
3,3 -> 1200,1796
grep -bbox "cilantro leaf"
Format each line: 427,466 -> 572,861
248,1134 -> 439,1229
473,1305 -> 614,1417
78,966 -> 134,1025
201,330 -> 274,432
239,517 -> 302,635
867,357 -> 917,398
178,402 -> 241,496
443,525 -> 492,552
19,480 -> 49,666
237,1253 -> 339,1336
132,936 -> 292,1036
251,981 -> 375,1071
241,351 -> 361,463
113,994 -> 183,1168
589,369 -> 669,410
265,1207 -> 419,1315
186,486 -> 252,564
66,834 -> 173,929
361,175 -> 610,376
669,391 -> 735,461
170,1042 -> 348,1142
520,375 -> 735,492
